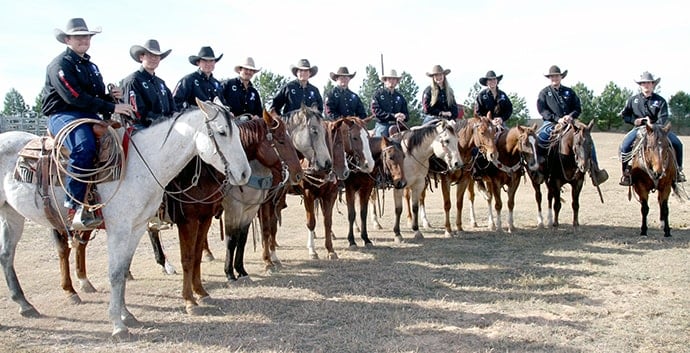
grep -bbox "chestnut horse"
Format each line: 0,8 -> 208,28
477,124 -> 539,232
413,116 -> 498,236
344,136 -> 406,248
622,122 -> 679,237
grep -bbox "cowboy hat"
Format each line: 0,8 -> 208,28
290,59 -> 318,77
634,71 -> 661,85
544,65 -> 568,78
329,67 -> 356,81
129,39 -> 171,63
479,70 -> 503,86
188,46 -> 223,65
54,18 -> 101,44
234,57 -> 261,73
381,69 -> 402,80
426,65 -> 451,77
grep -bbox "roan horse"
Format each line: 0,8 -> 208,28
528,120 -> 597,228
413,116 -> 498,236
392,119 -> 463,241
622,122 -> 679,237
477,124 -> 539,232
0,99 -> 251,338
344,135 -> 406,248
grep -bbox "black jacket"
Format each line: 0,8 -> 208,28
173,70 -> 224,110
221,77 -> 263,117
371,88 -> 408,124
271,80 -> 323,115
537,85 -> 581,122
422,85 -> 458,118
325,87 -> 366,119
475,88 -> 513,122
620,92 -> 668,125
121,67 -> 175,125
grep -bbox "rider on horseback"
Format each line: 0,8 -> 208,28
371,69 -> 409,137
618,71 -> 685,186
325,67 -> 367,120
43,18 -> 134,228
533,65 -> 609,186
422,65 -> 458,125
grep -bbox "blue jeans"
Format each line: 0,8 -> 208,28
537,121 -> 600,165
620,127 -> 683,168
373,122 -> 390,137
48,112 -> 99,208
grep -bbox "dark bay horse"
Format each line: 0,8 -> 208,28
477,124 -> 539,232
528,120 -> 596,228
623,122 -> 679,237
344,135 -> 406,248
414,116 -> 498,236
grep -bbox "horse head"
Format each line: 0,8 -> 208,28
196,99 -> 251,186
643,121 -> 674,179
472,116 -> 499,162
380,136 -> 406,189
432,119 -> 463,171
340,116 -> 375,174
324,119 -> 351,180
571,120 -> 594,174
516,124 -> 540,171
282,105 -> 332,173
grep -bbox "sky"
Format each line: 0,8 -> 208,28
1,0 -> 688,120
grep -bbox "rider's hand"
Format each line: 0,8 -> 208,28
558,115 -> 573,125
114,103 -> 134,116
394,113 -> 405,121
492,117 -> 503,126
109,86 -> 124,100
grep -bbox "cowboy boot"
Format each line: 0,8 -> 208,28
71,205 -> 103,231
619,163 -> 632,186
590,161 -> 609,186
677,168 -> 686,183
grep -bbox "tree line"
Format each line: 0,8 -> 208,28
3,66 -> 690,133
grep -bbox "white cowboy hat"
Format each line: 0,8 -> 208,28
234,57 -> 261,73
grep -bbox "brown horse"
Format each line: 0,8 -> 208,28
624,122 -> 678,237
477,124 -> 539,232
410,116 -> 498,236
343,136 -> 406,248
528,120 -> 596,228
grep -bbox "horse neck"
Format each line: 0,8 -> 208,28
238,119 -> 265,161
405,128 -> 437,161
499,128 -> 522,163
328,122 -> 348,176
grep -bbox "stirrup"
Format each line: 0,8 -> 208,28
677,171 -> 687,183
591,169 -> 609,186
619,174 -> 632,187
71,205 -> 103,230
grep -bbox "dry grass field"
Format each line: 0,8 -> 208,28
1,132 -> 689,353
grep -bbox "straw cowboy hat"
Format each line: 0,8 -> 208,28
479,70 -> 503,86
234,57 -> 261,73
544,65 -> 568,78
329,67 -> 356,81
188,46 -> 223,65
381,69 -> 402,80
129,39 -> 171,63
54,18 -> 101,44
426,65 -> 451,77
634,71 -> 661,85
290,59 -> 318,77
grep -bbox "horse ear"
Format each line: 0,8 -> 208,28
663,121 -> 672,133
197,98 -> 211,114
531,123 -> 538,131
263,109 -> 274,127
363,115 -> 375,124
587,120 -> 595,130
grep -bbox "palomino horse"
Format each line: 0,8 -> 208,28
414,116 -> 498,236
257,106 -> 332,272
392,119 -> 463,241
528,120 -> 596,228
0,99 -> 251,338
622,122 -> 679,237
477,124 -> 539,232
344,136 -> 406,248
301,116 -> 375,259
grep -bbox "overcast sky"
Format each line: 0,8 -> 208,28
1,0 -> 687,119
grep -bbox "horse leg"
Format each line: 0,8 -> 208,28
201,233 -> 214,262
369,189 -> 383,230
410,185 -> 424,240
258,203 -> 278,273
345,186 -> 358,248
405,187 -> 413,228
506,181 -> 519,233
233,223 -> 252,280
532,181 -> 545,228
224,224 -> 239,281
441,175 -> 453,237
148,229 -> 176,274
107,232 -> 142,338
571,180 -> 584,229
638,189 -> 650,236
359,187 -> 374,247
659,194 -> 671,237
52,229 -> 79,304
467,178 -> 478,228
74,231 -> 97,293
0,207 -> 38,317
455,177 -> 469,233
490,181 -> 504,233
549,182 -> 561,228
303,192 -> 319,259
176,221 -> 201,314
393,188 -> 404,242
485,181 -> 496,231
322,191 -> 339,260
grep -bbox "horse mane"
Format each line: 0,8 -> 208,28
403,123 -> 439,155
237,118 -> 266,150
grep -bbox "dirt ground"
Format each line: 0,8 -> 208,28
1,132 -> 689,353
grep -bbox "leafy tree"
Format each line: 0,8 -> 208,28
572,82 -> 595,124
3,88 -> 28,115
357,65 -> 382,116
252,70 -> 289,110
322,80 -> 335,98
462,82 -> 481,118
507,93 -> 530,127
593,81 -> 631,131
33,91 -> 43,115
669,91 -> 690,128
397,71 -> 422,126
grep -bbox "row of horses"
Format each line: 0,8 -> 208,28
0,101 -> 679,338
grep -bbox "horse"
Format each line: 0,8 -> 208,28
257,106 -> 332,272
413,116 -> 498,236
392,119 -> 463,241
623,122 -> 679,237
0,99 -> 251,338
343,135 -> 406,248
477,124 -> 539,232
528,120 -> 596,228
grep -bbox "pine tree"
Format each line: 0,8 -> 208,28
3,88 -> 28,115
397,71 -> 422,127
252,71 -> 289,110
357,65 -> 382,117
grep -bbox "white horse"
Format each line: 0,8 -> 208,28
0,99 -> 251,338
392,120 -> 463,241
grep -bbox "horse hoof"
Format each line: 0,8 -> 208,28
536,222 -> 544,229
111,327 -> 133,341
163,261 -> 177,275
328,252 -> 338,260
309,253 -> 319,260
122,314 -> 142,328
394,235 -> 404,243
197,295 -> 212,306
19,306 -> 40,318
471,223 -> 478,228
202,253 -> 215,262
364,242 -> 374,249
422,221 -> 431,229
507,226 -> 515,233
237,276 -> 253,284
66,293 -> 82,305
413,231 -> 424,240
186,303 -> 201,315
444,230 -> 453,238
79,279 -> 97,293
348,244 -> 358,250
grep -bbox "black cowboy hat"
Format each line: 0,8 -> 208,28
329,66 -> 356,81
54,18 -> 101,44
234,57 -> 261,73
290,59 -> 318,77
634,71 -> 661,85
479,70 -> 503,86
129,39 -> 172,63
189,46 -> 223,65
544,65 -> 568,78
426,65 -> 451,77
380,69 -> 402,80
